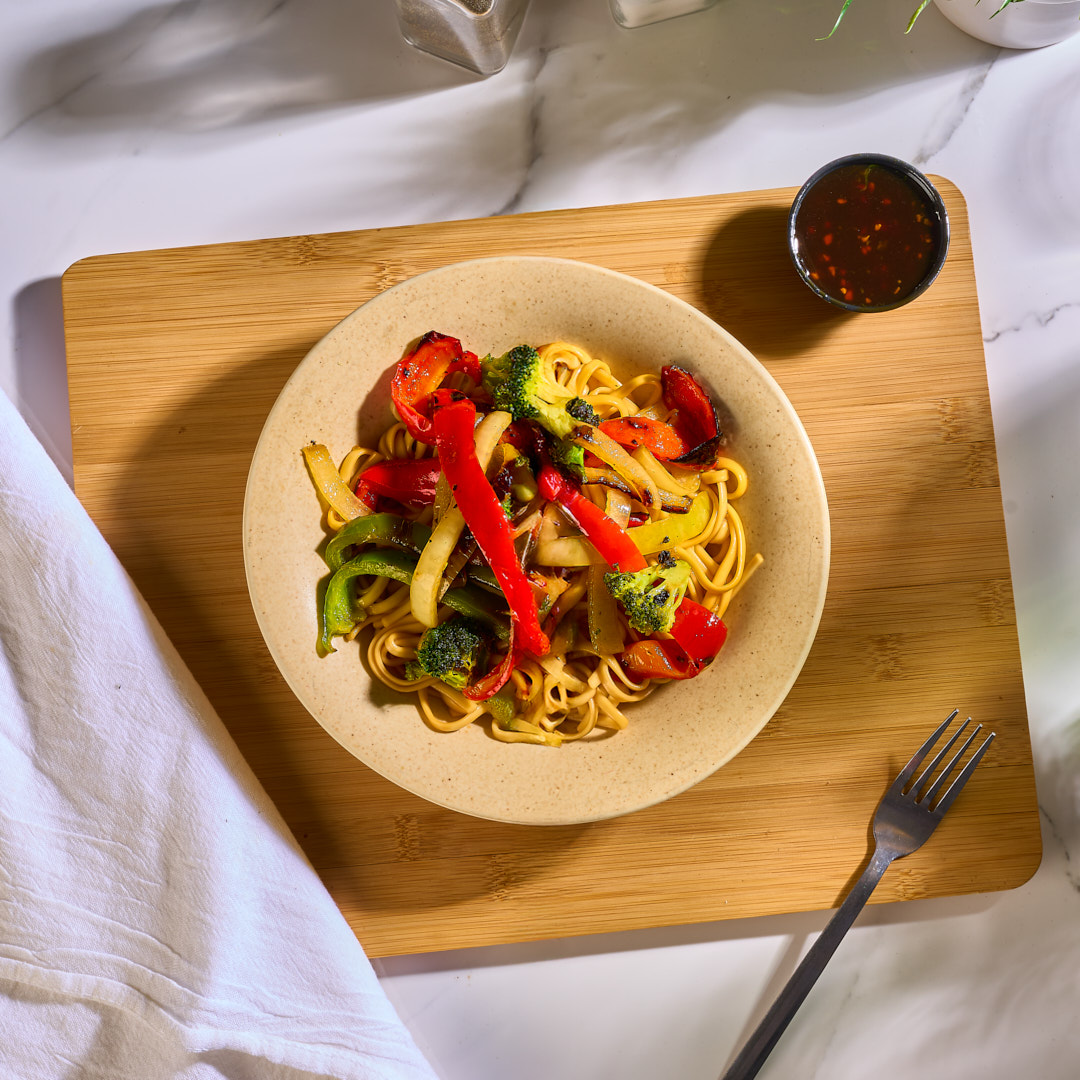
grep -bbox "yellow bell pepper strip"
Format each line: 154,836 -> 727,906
538,460 -> 727,680
661,365 -> 723,468
391,332 -> 481,445
532,490 -> 711,568
302,443 -> 370,522
431,395 -> 549,670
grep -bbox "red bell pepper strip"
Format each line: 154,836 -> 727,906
499,420 -> 532,450
391,332 -> 481,445
464,629 -> 519,702
620,639 -> 698,680
620,601 -> 727,681
660,365 -> 723,468
432,398 -> 549,666
537,464 -> 647,574
669,597 -> 727,665
598,416 -> 691,461
354,458 -> 441,509
539,459 -> 727,678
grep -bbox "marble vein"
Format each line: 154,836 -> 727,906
807,968 -> 862,1080
0,0 -> 290,143
493,46 -> 550,218
0,2 -> 187,143
1040,805 -> 1080,894
984,301 -> 1080,343
0,74 -> 94,143
913,53 -> 998,167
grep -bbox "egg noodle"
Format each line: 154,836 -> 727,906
322,342 -> 761,747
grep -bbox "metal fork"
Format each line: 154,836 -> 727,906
721,709 -> 996,1080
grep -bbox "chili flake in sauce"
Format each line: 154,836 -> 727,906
791,162 -> 945,310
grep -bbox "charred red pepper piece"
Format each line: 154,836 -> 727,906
537,464 -> 647,574
499,420 -> 532,450
661,365 -> 723,468
463,629 -> 519,702
354,458 -> 441,509
620,639 -> 698,680
540,448 -> 727,681
598,416 -> 691,461
391,332 -> 481,445
432,398 -> 549,666
620,602 -> 727,681
669,597 -> 727,665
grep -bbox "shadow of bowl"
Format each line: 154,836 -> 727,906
698,204 -> 853,364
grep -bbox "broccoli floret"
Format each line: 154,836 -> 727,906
406,617 -> 489,690
549,435 -> 586,481
481,345 -> 596,441
604,559 -> 692,636
566,397 -> 601,426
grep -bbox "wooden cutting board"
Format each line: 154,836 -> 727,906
62,182 -> 1041,957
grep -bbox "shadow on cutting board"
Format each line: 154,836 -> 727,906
697,206 -> 853,364
107,345 -> 592,915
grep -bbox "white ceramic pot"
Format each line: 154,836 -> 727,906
933,0 -> 1080,48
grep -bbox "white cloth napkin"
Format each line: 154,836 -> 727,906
0,389 -> 440,1080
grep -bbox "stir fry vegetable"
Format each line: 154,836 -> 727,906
310,331 -> 744,724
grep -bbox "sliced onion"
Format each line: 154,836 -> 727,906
605,488 -> 632,531
632,446 -> 698,497
302,443 -> 370,522
582,466 -> 691,514
570,426 -> 659,509
534,492 -> 711,568
432,472 -> 452,524
410,410 -> 512,628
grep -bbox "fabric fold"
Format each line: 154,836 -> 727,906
0,389 -> 438,1080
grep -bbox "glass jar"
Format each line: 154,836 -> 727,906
609,0 -> 720,29
394,0 -> 531,76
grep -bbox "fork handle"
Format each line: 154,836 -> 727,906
721,846 -> 895,1080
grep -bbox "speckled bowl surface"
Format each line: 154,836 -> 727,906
243,256 -> 830,825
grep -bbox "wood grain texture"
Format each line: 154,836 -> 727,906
62,182 -> 1041,957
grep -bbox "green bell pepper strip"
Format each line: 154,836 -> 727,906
319,547 -> 510,655
324,512 -> 432,572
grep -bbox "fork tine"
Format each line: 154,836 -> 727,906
911,714 -> 972,799
921,722 -> 982,804
932,731 -> 995,815
892,708 -> 959,791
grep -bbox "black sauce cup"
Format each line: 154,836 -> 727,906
788,153 -> 950,313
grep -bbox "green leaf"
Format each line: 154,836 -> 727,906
817,0 -> 854,41
905,0 -> 934,32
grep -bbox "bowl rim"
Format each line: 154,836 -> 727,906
787,152 -> 951,314
242,254 -> 832,824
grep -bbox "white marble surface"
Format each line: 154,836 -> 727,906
3,1 -> 1079,1077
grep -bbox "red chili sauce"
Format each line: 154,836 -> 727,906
793,163 -> 942,309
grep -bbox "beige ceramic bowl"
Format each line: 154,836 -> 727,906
243,256 -> 829,825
